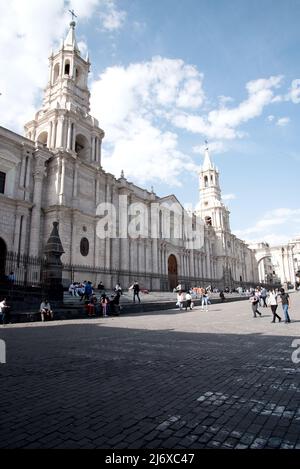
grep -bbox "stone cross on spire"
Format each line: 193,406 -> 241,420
68,9 -> 78,21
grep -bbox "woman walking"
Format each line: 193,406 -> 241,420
249,291 -> 261,318
267,289 -> 281,323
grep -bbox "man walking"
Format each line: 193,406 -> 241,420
133,282 -> 141,303
279,288 -> 291,323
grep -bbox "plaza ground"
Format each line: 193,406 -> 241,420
1,292 -> 300,449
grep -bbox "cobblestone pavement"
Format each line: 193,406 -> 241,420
1,293 -> 300,449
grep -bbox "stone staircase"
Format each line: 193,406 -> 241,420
8,291 -> 249,323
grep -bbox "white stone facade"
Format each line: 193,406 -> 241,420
250,240 -> 300,287
0,21 -> 261,290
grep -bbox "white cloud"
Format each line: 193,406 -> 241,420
267,115 -> 275,122
287,79 -> 300,104
222,193 -> 236,201
235,208 -> 300,244
69,0 -> 99,18
90,57 -> 205,185
99,0 -> 126,31
77,40 -> 88,56
172,75 -> 284,141
276,117 -> 290,127
218,95 -> 234,107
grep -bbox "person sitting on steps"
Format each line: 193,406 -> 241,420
40,299 -> 53,322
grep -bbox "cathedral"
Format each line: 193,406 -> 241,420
0,20 -> 260,291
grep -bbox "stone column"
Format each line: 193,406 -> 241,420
72,123 -> 76,151
48,121 -> 53,148
111,185 -> 119,270
95,137 -> 99,162
67,120 -> 72,151
56,116 -> 65,148
59,156 -> 65,205
29,163 -> 44,257
91,136 -> 95,162
24,156 -> 31,202
13,211 -> 23,253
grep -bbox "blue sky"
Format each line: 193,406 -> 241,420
0,0 -> 299,245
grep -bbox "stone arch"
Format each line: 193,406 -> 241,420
168,254 -> 178,291
53,63 -> 60,83
37,131 -> 48,147
64,59 -> 70,76
75,133 -> 90,161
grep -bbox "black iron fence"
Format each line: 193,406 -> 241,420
0,251 -> 47,288
0,250 -> 282,293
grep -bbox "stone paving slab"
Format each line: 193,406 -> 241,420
0,292 -> 300,449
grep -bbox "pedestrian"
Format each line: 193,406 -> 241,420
8,272 -> 16,286
0,298 -> 11,324
101,293 -> 109,317
279,288 -> 291,323
249,291 -> 262,318
260,287 -> 268,307
201,288 -> 209,311
114,283 -> 122,295
176,291 -> 184,310
185,292 -> 192,310
132,282 -> 141,303
267,289 -> 281,323
219,290 -> 225,302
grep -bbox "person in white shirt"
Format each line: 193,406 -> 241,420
267,289 -> 281,323
176,292 -> 184,310
0,298 -> 10,324
40,299 -> 53,322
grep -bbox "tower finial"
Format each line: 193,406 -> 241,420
69,9 -> 78,22
64,10 -> 80,52
202,143 -> 214,171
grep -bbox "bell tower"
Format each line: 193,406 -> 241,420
24,19 -> 104,165
197,145 -> 230,232
43,20 -> 90,115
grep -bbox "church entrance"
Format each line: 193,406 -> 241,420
0,238 -> 7,281
168,254 -> 178,291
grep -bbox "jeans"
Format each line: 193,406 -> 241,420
201,297 -> 208,309
282,304 -> 291,322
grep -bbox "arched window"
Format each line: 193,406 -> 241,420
80,238 -> 89,257
204,176 -> 208,187
37,131 -> 48,147
75,134 -> 89,160
210,175 -> 213,183
53,63 -> 60,83
75,67 -> 81,84
64,60 -> 70,76
205,216 -> 212,226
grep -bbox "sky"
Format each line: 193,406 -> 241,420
0,0 -> 299,246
